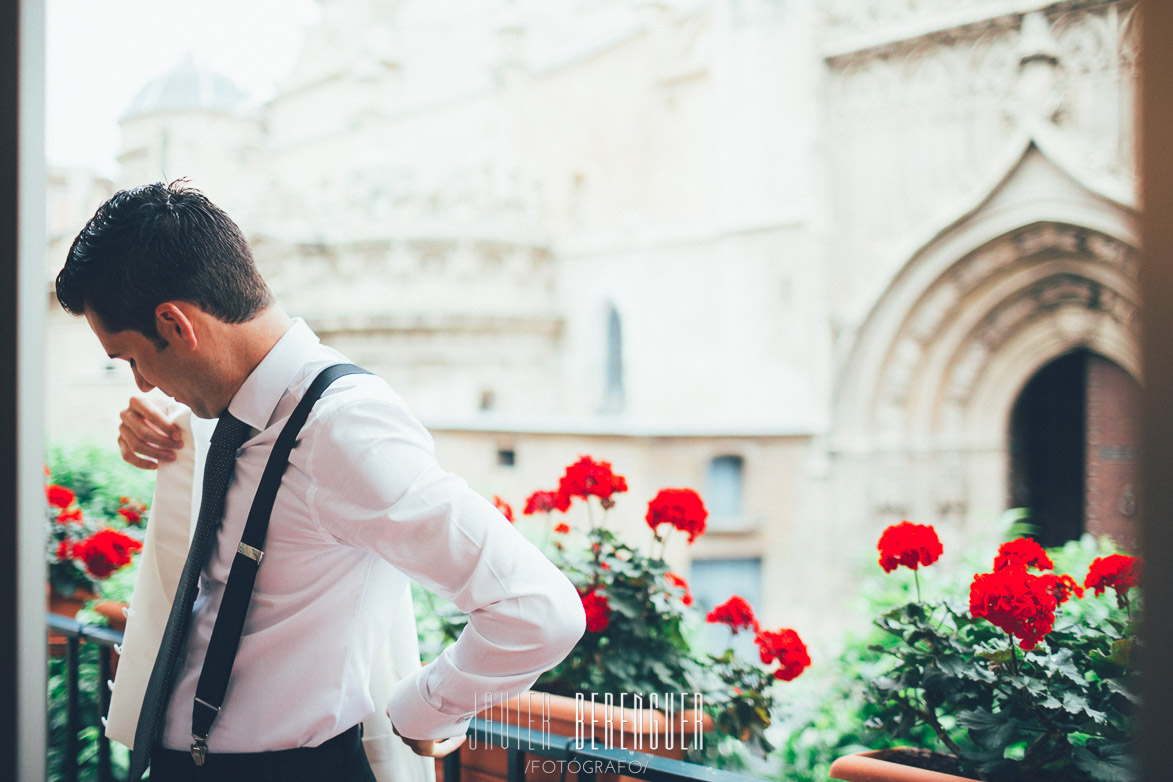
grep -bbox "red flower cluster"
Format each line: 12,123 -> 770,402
553,522 -> 571,534
558,456 -> 628,509
708,594 -> 810,681
1039,573 -> 1084,604
645,488 -> 708,544
1085,554 -> 1141,600
756,628 -> 811,681
877,521 -> 943,573
580,588 -> 611,633
71,528 -> 142,579
706,595 -> 760,634
665,572 -> 693,605
969,565 -> 1058,650
47,483 -> 83,523
57,505 -> 83,523
492,495 -> 514,523
117,496 -> 147,526
47,484 -> 75,509
993,537 -> 1054,572
524,490 -> 569,515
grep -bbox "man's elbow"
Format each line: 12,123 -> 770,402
544,577 -> 587,661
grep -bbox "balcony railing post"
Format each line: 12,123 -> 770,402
507,747 -> 525,782
64,634 -> 80,782
443,747 -> 462,782
98,645 -> 113,782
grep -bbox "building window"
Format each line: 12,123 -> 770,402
496,447 -> 516,467
690,557 -> 763,657
602,303 -> 624,413
706,455 -> 745,530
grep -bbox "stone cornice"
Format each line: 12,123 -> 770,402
823,0 -> 1124,61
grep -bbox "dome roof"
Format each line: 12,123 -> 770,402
122,56 -> 251,119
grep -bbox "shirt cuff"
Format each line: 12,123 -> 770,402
385,665 -> 474,742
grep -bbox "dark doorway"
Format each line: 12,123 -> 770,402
1009,349 -> 1139,548
1010,351 -> 1087,546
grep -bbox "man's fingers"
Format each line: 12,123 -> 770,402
124,396 -> 183,444
117,394 -> 182,469
391,723 -> 467,758
427,735 -> 466,758
126,395 -> 181,437
119,426 -> 177,463
117,435 -> 160,470
406,735 -> 466,758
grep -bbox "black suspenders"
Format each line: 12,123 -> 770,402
189,363 -> 371,764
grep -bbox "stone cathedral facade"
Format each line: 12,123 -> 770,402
45,0 -> 1141,644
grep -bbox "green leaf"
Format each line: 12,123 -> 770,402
1072,745 -> 1136,782
1105,677 -> 1140,705
1063,691 -> 1091,714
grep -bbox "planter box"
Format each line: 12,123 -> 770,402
830,749 -> 978,782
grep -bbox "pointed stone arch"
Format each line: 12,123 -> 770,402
831,140 -> 1139,532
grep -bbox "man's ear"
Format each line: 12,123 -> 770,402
155,303 -> 199,350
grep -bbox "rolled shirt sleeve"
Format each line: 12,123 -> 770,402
306,391 -> 587,740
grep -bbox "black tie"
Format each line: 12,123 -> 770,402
128,411 -> 252,782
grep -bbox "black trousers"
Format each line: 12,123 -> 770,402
147,724 -> 376,782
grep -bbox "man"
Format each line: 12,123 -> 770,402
56,181 -> 586,781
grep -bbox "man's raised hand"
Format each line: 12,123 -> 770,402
118,395 -> 183,469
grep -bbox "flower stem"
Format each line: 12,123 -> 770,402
914,569 -> 922,603
1008,632 -> 1019,675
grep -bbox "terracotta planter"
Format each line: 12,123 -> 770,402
92,600 -> 128,676
46,583 -> 99,656
829,748 -> 978,782
447,691 -> 712,782
93,599 -> 129,633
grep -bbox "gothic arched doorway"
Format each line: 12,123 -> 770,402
1009,349 -> 1139,548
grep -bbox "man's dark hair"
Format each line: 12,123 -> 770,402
56,180 -> 272,342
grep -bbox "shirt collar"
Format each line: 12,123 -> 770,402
226,318 -> 320,432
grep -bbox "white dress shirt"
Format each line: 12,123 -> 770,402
161,319 -> 586,752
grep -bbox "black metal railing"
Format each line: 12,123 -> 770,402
49,615 -> 758,782
47,613 -> 125,782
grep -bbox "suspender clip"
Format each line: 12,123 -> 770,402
237,542 -> 264,564
190,736 -> 208,766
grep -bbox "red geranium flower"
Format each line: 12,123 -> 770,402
645,488 -> 708,544
55,540 -> 72,561
492,495 -> 514,523
71,528 -> 142,580
558,456 -> 628,509
969,564 -> 1058,650
1038,573 -> 1084,604
877,521 -> 943,573
706,595 -> 759,634
580,588 -> 611,633
56,506 -> 83,524
553,522 -> 571,534
1085,554 -> 1142,600
524,490 -> 568,515
755,628 -> 811,681
665,572 -> 693,605
993,537 -> 1054,572
46,484 -> 75,509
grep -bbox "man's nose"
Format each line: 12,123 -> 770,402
132,367 -> 154,393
